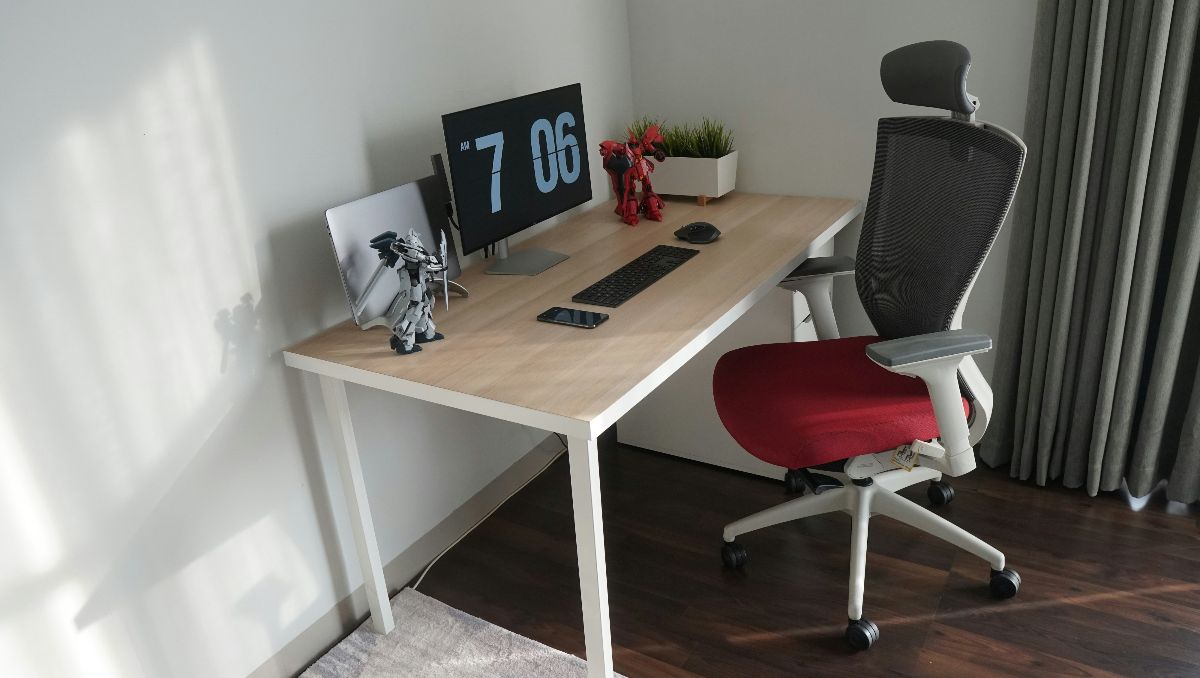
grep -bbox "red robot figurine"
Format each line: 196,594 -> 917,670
599,125 -> 667,226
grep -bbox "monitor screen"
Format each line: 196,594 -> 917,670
442,84 -> 591,254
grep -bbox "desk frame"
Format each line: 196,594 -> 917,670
284,195 -> 862,677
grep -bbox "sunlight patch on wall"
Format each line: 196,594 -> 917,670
47,36 -> 260,489
0,34 -> 266,678
134,511 -> 323,676
0,582 -> 125,678
0,408 -> 61,581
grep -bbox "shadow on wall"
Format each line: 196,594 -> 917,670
263,215 -> 348,342
365,121 -> 448,195
0,35 -> 351,678
215,293 -> 263,376
72,291 -> 348,675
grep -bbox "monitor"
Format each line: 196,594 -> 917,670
442,84 -> 591,274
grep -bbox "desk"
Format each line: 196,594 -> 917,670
284,192 -> 862,677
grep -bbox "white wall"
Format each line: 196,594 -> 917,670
627,0 -> 1038,377
0,2 -> 633,677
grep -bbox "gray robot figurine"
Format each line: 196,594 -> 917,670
369,229 -> 448,354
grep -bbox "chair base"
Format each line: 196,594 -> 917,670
721,466 -> 1009,647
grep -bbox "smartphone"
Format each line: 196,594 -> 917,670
537,307 -> 609,329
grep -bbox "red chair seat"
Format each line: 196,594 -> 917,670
713,336 -> 967,470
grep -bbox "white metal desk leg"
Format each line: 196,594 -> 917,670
318,375 -> 395,635
567,435 -> 614,678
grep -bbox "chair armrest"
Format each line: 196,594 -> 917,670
865,330 -> 991,368
866,330 -> 992,477
781,255 -> 856,282
778,256 -> 856,341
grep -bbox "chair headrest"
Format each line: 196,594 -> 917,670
880,41 -> 976,115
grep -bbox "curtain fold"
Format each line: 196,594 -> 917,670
982,0 -> 1200,503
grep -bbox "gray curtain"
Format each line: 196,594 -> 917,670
982,0 -> 1200,503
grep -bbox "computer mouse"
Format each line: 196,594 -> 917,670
674,221 -> 721,244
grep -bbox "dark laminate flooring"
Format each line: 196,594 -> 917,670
416,445 -> 1200,677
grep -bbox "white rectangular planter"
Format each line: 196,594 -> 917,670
651,150 -> 738,204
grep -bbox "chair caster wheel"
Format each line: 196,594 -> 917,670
846,618 -> 879,650
927,480 -> 955,506
990,567 -> 1021,599
784,469 -> 806,495
721,541 -> 749,569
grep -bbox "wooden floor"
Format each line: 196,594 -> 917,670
417,445 -> 1200,677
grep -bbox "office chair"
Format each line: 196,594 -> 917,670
713,41 -> 1026,650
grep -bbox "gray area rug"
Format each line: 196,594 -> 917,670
304,589 -> 620,677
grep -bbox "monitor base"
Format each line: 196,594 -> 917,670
485,248 -> 569,276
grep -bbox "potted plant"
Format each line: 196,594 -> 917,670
630,117 -> 738,206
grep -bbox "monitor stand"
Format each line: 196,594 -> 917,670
485,239 -> 568,275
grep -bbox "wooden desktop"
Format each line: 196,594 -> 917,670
284,191 -> 862,677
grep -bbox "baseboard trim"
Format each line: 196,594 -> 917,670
247,434 -> 566,678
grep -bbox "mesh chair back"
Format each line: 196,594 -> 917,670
856,117 -> 1025,339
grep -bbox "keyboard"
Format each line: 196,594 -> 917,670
572,244 -> 700,307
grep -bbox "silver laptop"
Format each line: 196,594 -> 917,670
325,175 -> 462,329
